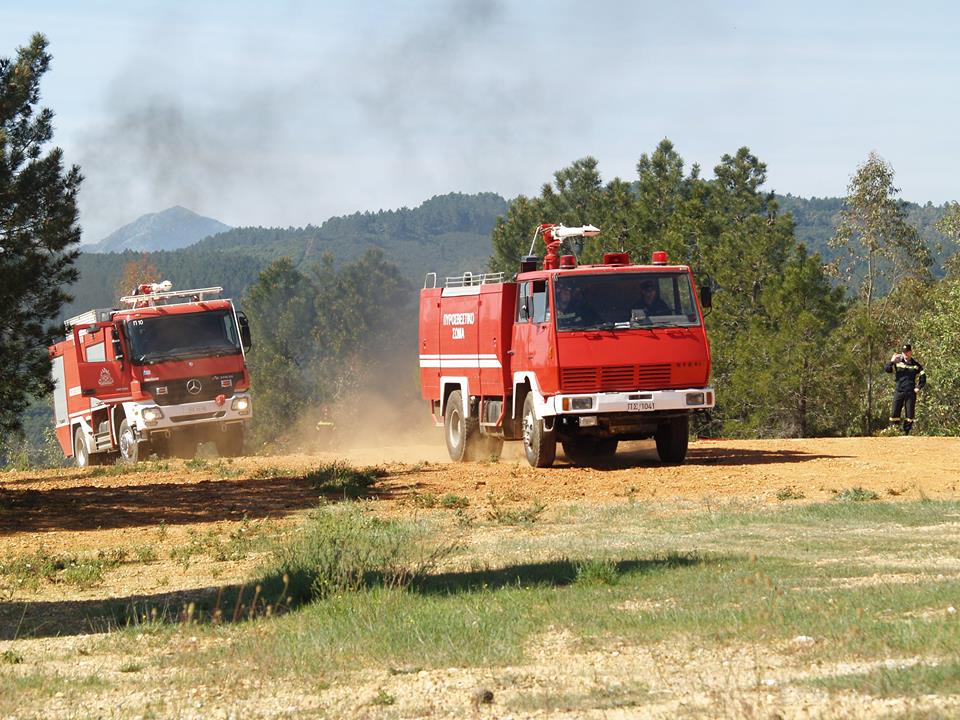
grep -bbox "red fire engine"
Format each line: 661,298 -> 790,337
49,282 -> 253,466
418,223 -> 715,467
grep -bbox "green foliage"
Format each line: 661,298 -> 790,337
486,497 -> 546,525
830,152 -> 933,433
302,462 -> 387,498
910,277 -> 960,434
259,505 -> 457,602
835,486 -> 879,502
0,34 -> 82,437
244,249 -> 415,447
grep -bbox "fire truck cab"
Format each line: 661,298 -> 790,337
418,224 -> 715,468
49,283 -> 253,466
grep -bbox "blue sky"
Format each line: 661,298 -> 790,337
3,0 -> 958,242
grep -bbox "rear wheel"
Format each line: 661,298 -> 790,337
655,415 -> 689,464
522,393 -> 556,468
215,425 -> 245,458
444,390 -> 479,462
118,419 -> 142,464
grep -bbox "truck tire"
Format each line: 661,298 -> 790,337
522,393 -> 556,468
562,437 -> 619,465
655,415 -> 689,464
216,425 -> 245,458
561,437 -> 596,465
171,434 -> 198,460
118,419 -> 142,464
595,438 -> 619,457
444,390 -> 479,462
74,427 -> 91,468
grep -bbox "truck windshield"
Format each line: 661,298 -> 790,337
126,310 -> 241,364
554,272 -> 701,332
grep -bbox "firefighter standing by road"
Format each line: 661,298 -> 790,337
884,343 -> 926,435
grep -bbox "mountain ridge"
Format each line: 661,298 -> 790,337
84,206 -> 232,253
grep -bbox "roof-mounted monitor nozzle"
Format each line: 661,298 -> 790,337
526,223 -> 601,271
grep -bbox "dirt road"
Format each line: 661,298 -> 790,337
2,436 -> 957,565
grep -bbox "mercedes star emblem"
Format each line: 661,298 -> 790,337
186,379 -> 202,395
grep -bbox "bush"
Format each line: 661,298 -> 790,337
260,505 -> 457,603
835,486 -> 879,502
302,462 -> 387,498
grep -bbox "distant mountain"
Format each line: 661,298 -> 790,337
84,206 -> 231,253
63,192 -> 508,319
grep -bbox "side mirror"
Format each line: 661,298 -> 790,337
700,285 -> 713,309
237,311 -> 253,351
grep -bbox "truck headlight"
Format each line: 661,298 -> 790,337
142,407 -> 164,424
686,392 -> 705,406
562,397 -> 594,411
232,397 -> 251,414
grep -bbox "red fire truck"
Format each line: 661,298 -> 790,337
418,223 -> 715,467
49,282 -> 253,466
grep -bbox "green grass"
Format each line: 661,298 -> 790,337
486,497 -> 546,525
23,497 -> 960,716
0,671 -> 111,717
0,548 -> 127,590
168,517 -> 270,567
775,485 -> 805,501
302,462 -> 387,498
813,659 -> 960,696
835,486 -> 881,502
151,498 -> 960,683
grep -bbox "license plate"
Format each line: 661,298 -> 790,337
627,401 -> 654,412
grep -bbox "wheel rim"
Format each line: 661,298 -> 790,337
522,410 -> 535,452
76,437 -> 88,466
119,429 -> 135,460
448,409 -> 462,449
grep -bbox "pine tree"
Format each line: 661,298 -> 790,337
830,152 -> 931,432
0,34 -> 82,436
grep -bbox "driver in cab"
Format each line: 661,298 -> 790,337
554,283 -> 599,328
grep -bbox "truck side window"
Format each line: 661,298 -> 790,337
532,280 -> 549,324
517,282 -> 531,323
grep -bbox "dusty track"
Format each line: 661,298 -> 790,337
1,436 -> 957,561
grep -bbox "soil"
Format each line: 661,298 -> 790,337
1,436 -> 959,718
2,436 -> 957,570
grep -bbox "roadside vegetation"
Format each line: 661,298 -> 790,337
4,476 -> 960,716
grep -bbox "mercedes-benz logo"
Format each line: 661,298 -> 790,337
186,379 -> 202,395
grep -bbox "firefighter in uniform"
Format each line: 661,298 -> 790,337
884,343 -> 926,435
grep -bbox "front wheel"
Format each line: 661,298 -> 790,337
74,427 -> 91,468
522,393 -> 556,468
118,419 -> 143,464
215,425 -> 245,457
655,415 -> 689,464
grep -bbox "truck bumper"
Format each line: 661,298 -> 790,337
127,393 -> 252,434
546,387 -> 715,416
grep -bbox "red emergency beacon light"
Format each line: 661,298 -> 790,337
417,221 -> 716,469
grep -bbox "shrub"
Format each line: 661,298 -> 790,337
260,505 -> 457,603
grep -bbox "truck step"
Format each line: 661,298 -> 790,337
93,431 -> 113,451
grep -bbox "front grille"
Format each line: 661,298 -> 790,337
560,367 -> 598,393
561,364 -> 673,392
637,364 -> 671,388
143,373 -> 241,406
170,411 -> 226,423
600,365 -> 634,390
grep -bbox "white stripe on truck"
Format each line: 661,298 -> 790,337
419,354 -> 502,369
